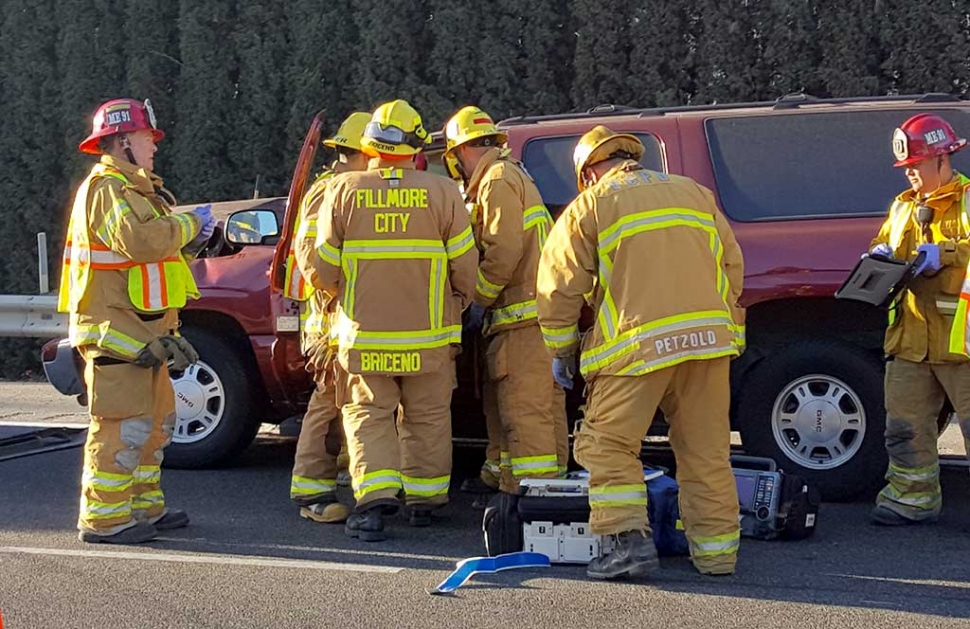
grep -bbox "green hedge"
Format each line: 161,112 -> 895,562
1,0 -> 968,376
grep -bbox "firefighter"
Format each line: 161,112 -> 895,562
868,113 -> 970,526
59,98 -> 215,544
285,112 -> 371,524
311,100 -> 477,540
443,106 -> 567,500
536,126 -> 745,579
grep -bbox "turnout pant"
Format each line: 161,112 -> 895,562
339,362 -> 455,510
484,325 -> 564,493
877,358 -> 970,520
290,364 -> 344,505
575,357 -> 740,575
77,347 -> 176,534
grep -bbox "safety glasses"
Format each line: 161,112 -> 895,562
364,122 -> 427,148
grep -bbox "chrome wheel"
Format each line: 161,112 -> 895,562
771,374 -> 866,470
170,360 -> 226,445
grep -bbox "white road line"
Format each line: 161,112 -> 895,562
0,546 -> 402,574
157,536 -> 457,563
0,420 -> 88,428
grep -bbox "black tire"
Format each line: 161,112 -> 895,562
736,340 -> 887,501
162,328 -> 262,469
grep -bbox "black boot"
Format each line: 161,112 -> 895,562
345,509 -> 386,542
460,477 -> 499,494
587,530 -> 659,580
152,509 -> 190,531
409,507 -> 433,527
78,522 -> 157,545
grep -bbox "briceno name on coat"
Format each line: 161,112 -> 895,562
655,330 -> 718,355
360,351 -> 422,373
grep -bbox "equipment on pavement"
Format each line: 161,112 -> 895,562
483,469 -> 687,564
429,552 -> 550,595
732,456 -> 819,541
835,251 -> 927,308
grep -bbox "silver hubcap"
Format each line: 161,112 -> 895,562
771,374 -> 866,470
170,360 -> 225,444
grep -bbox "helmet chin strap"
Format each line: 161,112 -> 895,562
119,134 -> 138,167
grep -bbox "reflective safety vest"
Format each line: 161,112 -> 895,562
58,164 -> 199,315
950,263 -> 970,356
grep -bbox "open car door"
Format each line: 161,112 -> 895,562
268,111 -> 326,403
270,111 -> 326,293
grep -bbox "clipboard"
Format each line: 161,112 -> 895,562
835,252 -> 926,308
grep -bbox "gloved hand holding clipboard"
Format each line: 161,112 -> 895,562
835,250 -> 927,308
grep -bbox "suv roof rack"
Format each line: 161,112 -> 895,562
498,93 -> 967,127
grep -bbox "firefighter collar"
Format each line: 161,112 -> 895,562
100,154 -> 159,195
465,147 -> 513,200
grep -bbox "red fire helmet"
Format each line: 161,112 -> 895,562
892,113 -> 967,168
78,98 -> 164,155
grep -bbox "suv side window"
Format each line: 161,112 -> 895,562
706,110 -> 970,222
523,133 -> 666,215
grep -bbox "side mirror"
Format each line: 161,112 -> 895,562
225,209 -> 280,246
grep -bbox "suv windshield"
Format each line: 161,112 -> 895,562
707,110 -> 970,222
523,133 -> 666,215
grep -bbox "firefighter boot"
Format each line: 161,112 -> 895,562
79,522 -> 157,545
586,530 -> 659,580
301,502 -> 350,524
409,507 -> 433,527
869,505 -> 938,526
345,509 -> 386,542
150,509 -> 190,531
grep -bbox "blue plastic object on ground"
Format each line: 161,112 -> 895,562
429,551 -> 551,595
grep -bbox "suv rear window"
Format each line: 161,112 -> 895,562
523,133 -> 666,214
707,110 -> 970,221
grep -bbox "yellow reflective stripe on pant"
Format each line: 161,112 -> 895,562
511,454 -> 558,477
290,475 -> 337,497
690,530 -> 740,558
402,474 -> 450,497
82,469 -> 133,492
879,460 -> 942,515
588,483 -> 647,508
132,490 -> 165,511
353,469 -> 403,500
81,496 -> 131,520
133,465 -> 161,485
580,310 -> 736,375
476,268 -> 504,301
71,323 -> 145,359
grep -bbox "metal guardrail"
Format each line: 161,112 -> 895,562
0,295 -> 67,338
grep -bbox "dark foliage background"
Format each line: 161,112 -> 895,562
2,0 -> 968,376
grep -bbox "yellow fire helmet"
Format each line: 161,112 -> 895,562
323,111 -> 371,152
573,125 -> 644,192
359,99 -> 431,158
443,106 -> 508,156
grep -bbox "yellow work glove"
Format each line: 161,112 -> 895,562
134,335 -> 200,371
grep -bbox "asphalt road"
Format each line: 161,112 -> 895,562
2,384 -> 970,628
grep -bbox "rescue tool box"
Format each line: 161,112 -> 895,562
483,459 -> 820,563
483,470 -> 689,564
